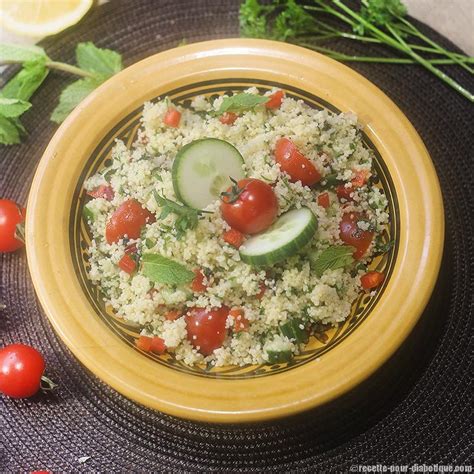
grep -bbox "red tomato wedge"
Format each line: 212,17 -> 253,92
317,192 -> 330,209
163,108 -> 181,127
265,90 -> 285,109
87,184 -> 114,201
191,269 -> 207,292
186,306 -> 229,355
105,199 -> 155,244
165,310 -> 182,321
274,138 -> 321,186
223,228 -> 245,248
361,271 -> 385,289
229,308 -> 249,332
219,112 -> 238,125
118,254 -> 136,274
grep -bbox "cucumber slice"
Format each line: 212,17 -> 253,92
172,138 -> 245,209
240,207 -> 317,266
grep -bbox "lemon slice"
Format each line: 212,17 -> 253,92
0,0 -> 93,37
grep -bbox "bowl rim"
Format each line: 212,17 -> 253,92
26,38 -> 444,423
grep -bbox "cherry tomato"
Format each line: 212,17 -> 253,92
163,108 -> 181,127
265,90 -> 285,109
219,112 -> 238,125
118,254 -> 136,274
229,308 -> 249,332
0,344 -> 45,398
274,138 -> 321,186
87,184 -> 114,201
317,192 -> 330,209
191,268 -> 207,292
186,306 -> 229,355
105,199 -> 155,244
339,212 -> 374,260
351,169 -> 370,188
220,178 -> 278,234
361,271 -> 385,290
0,199 -> 25,253
223,228 -> 245,248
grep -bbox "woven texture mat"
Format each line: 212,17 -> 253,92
1,0 -> 473,471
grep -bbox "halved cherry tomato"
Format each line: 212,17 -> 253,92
165,310 -> 182,321
339,212 -> 374,260
105,199 -> 155,244
118,254 -> 136,274
186,306 -> 229,355
265,90 -> 285,109
0,344 -> 46,398
256,282 -> 266,300
351,169 -> 370,188
317,192 -> 330,209
87,184 -> 114,201
0,199 -> 25,253
191,268 -> 207,292
361,271 -> 385,290
274,138 -> 321,186
336,184 -> 354,202
229,308 -> 249,332
163,107 -> 181,127
150,337 -> 166,354
223,228 -> 245,248
219,112 -> 238,125
220,178 -> 278,234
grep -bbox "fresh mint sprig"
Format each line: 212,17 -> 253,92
0,42 -> 123,145
141,253 -> 195,285
153,191 -> 212,239
240,0 -> 474,102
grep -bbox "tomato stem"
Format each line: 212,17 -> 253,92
220,177 -> 244,204
40,375 -> 57,392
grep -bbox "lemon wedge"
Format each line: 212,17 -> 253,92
0,0 -> 93,37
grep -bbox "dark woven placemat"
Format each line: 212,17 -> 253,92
1,0 -> 473,471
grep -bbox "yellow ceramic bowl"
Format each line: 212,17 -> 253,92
26,39 -> 444,423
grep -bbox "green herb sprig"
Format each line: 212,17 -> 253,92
310,244 -> 355,276
216,92 -> 269,115
240,0 -> 474,102
141,253 -> 195,285
0,42 -> 123,145
153,191 -> 212,239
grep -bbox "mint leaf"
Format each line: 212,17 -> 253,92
141,253 -> 195,285
217,93 -> 269,114
0,43 -> 48,62
310,245 -> 355,277
76,42 -> 122,77
0,98 -> 31,117
0,115 -> 22,145
50,77 -> 102,124
1,58 -> 48,101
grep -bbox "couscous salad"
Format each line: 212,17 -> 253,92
83,88 -> 390,367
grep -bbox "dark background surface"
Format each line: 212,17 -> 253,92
0,0 -> 473,471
